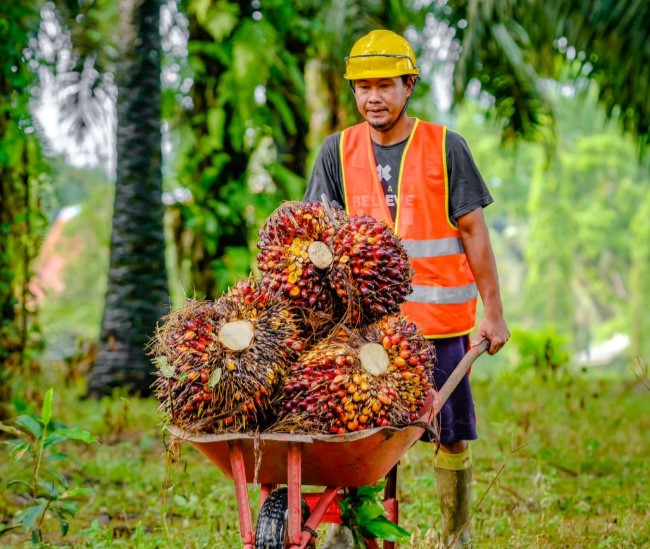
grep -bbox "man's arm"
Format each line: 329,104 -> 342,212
456,208 -> 510,355
303,134 -> 345,205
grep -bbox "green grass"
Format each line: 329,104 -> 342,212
1,366 -> 649,548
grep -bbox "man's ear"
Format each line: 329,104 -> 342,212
405,76 -> 416,96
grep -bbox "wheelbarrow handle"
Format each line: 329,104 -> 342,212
435,339 -> 490,412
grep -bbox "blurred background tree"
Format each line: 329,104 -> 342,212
86,0 -> 169,397
0,1 -> 47,418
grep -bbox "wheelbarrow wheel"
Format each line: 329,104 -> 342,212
255,488 -> 310,549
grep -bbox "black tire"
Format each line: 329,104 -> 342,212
254,488 -> 311,549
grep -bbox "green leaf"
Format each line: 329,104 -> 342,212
356,484 -> 384,499
37,480 -> 58,498
356,500 -> 385,523
352,528 -> 366,548
363,516 -> 410,541
55,500 -> 79,516
43,432 -> 70,448
45,451 -> 69,463
208,367 -> 222,388
207,108 -> 226,148
51,427 -> 97,444
4,438 -> 32,460
15,415 -> 42,439
16,501 -> 47,532
266,89 -> 298,135
265,163 -> 304,198
60,487 -> 92,500
41,388 -> 54,426
7,479 -> 33,492
44,467 -> 69,489
204,1 -> 239,42
154,356 -> 175,378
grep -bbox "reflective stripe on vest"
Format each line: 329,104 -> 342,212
340,119 -> 478,337
409,283 -> 479,305
401,237 -> 464,257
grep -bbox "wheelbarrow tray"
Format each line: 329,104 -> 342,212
169,422 -> 427,487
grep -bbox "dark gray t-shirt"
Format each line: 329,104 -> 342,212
304,127 -> 493,224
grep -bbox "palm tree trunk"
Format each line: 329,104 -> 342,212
87,0 -> 167,397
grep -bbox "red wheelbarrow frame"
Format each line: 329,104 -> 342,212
169,340 -> 489,548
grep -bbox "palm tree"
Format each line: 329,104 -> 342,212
50,0 -> 118,162
442,1 -> 650,150
87,0 -> 168,397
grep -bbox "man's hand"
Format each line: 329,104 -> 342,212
473,314 -> 510,355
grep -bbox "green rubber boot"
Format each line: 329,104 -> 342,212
435,464 -> 473,548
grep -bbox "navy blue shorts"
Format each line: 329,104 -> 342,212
424,335 -> 477,445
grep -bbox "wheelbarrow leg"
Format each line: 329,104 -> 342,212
287,442 -> 303,548
229,441 -> 255,549
382,464 -> 399,549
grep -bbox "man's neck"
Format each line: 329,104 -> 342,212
369,115 -> 415,146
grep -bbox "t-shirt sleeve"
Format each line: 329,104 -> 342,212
303,133 -> 346,206
446,130 -> 493,224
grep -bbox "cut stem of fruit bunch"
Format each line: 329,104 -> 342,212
218,320 -> 254,351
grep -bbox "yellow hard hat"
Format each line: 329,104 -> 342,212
344,30 -> 419,80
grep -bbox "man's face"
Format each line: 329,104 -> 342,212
353,77 -> 413,131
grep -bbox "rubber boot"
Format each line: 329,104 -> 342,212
435,464 -> 473,548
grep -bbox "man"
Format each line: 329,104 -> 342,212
304,30 -> 510,547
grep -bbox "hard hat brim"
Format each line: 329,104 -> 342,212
344,68 -> 420,80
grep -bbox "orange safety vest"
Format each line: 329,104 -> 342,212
339,118 -> 478,338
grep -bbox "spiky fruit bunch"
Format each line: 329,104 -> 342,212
328,215 -> 413,324
151,291 -> 304,433
273,315 -> 434,435
256,201 -> 347,313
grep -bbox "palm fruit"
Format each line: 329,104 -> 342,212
273,315 -> 434,434
328,215 -> 413,324
256,200 -> 347,314
228,276 -> 271,308
151,285 -> 304,433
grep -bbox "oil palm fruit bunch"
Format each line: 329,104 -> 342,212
258,200 -> 413,326
328,215 -> 413,325
256,200 -> 347,314
273,315 -> 434,434
151,285 -> 304,433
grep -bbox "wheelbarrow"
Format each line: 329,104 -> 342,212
169,339 -> 489,548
